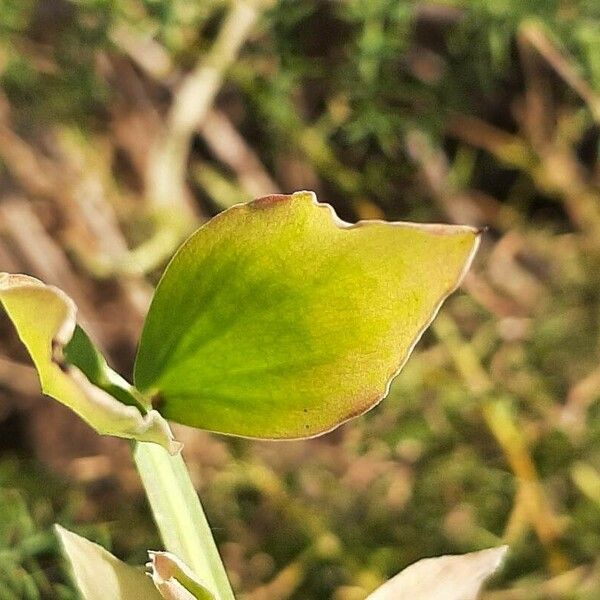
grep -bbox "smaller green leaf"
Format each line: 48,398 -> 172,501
366,546 -> 508,600
64,325 -> 147,411
55,525 -> 162,600
148,551 -> 215,600
0,273 -> 180,453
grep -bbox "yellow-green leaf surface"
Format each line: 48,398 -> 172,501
135,191 -> 480,438
366,546 -> 508,600
0,273 -> 180,453
55,525 -> 162,600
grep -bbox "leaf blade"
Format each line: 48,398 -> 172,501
0,273 -> 180,453
55,525 -> 162,600
366,546 -> 508,600
135,192 -> 480,438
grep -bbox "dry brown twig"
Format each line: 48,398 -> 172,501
0,198 -> 108,348
200,109 -> 280,198
0,99 -> 153,335
559,365 -> 600,439
100,1 -> 265,275
447,113 -> 600,242
432,313 -> 566,570
519,22 -> 600,122
112,8 -> 278,202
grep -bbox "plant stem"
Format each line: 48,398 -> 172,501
133,441 -> 235,600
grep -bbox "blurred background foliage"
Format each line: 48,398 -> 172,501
1,0 -> 600,598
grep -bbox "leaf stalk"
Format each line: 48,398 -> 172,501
133,442 -> 235,600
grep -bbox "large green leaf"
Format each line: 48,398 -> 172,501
366,546 -> 508,599
55,525 -> 162,600
135,191 -> 480,438
0,273 -> 180,453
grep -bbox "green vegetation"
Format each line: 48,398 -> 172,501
1,1 -> 600,598
135,192 -> 477,438
1,188 -> 478,598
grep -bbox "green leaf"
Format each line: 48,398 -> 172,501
64,325 -> 147,411
55,525 -> 162,600
148,551 -> 215,600
0,273 -> 180,453
366,546 -> 508,600
135,191 -> 480,438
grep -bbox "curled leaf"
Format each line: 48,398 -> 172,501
366,546 -> 508,600
0,273 -> 180,453
148,551 -> 215,600
135,191 -> 480,438
55,525 -> 162,600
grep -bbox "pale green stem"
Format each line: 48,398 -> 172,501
133,441 -> 235,600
